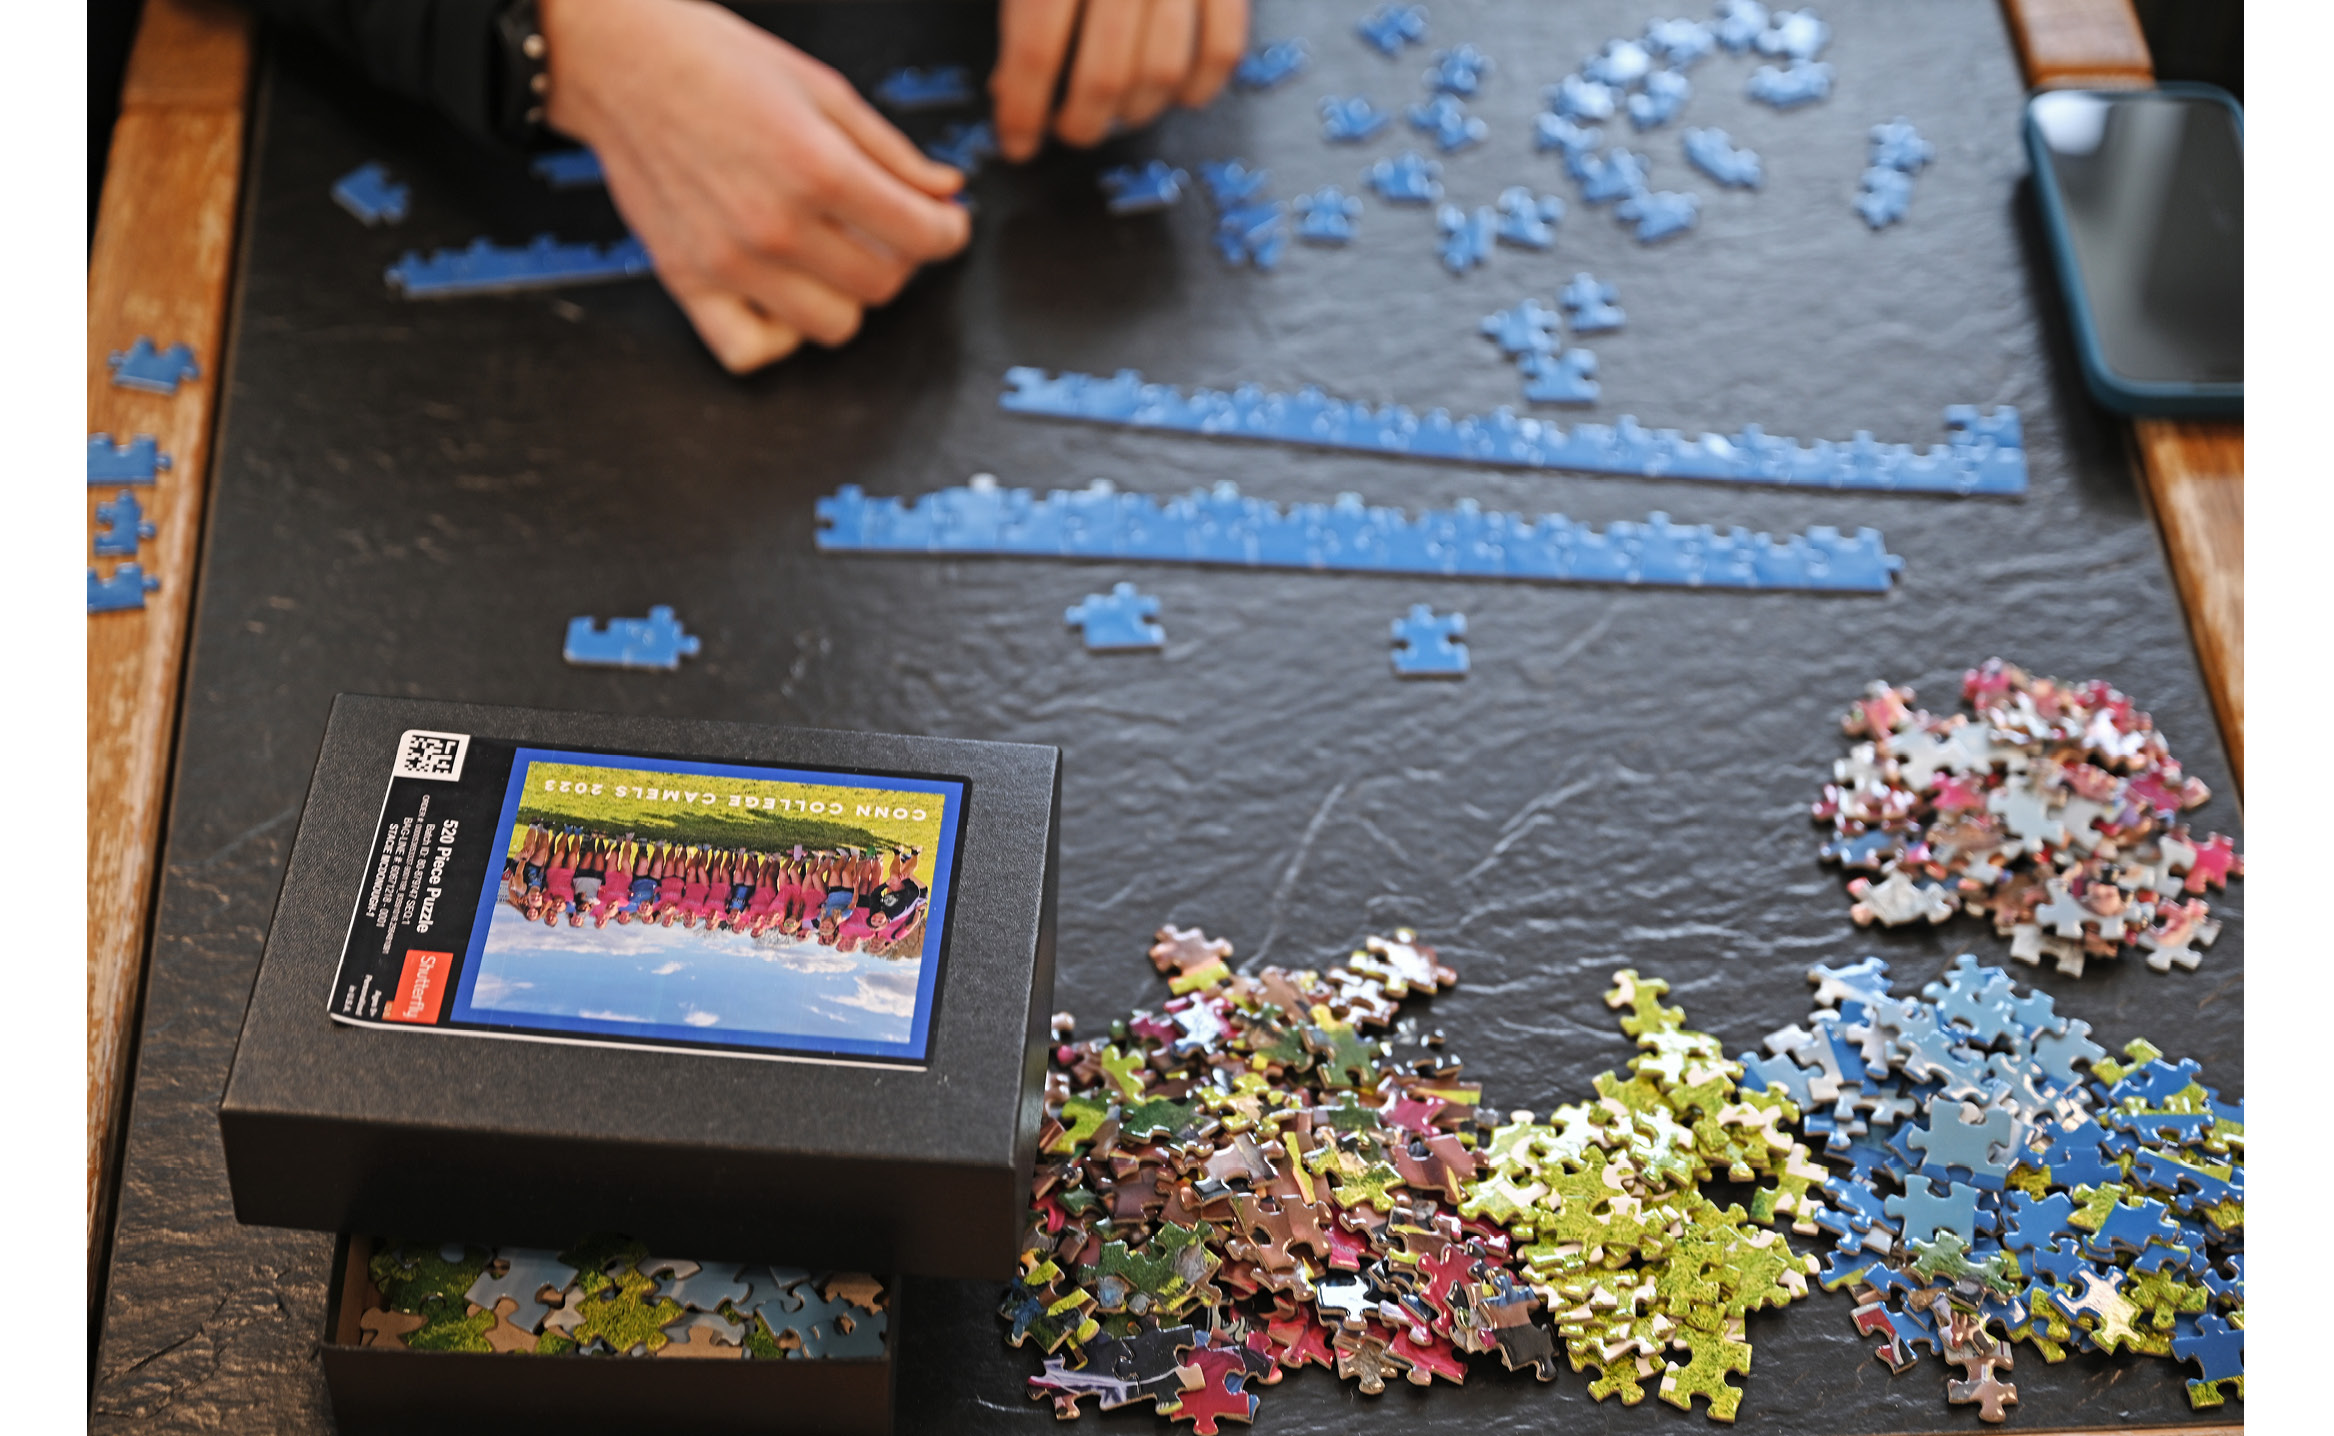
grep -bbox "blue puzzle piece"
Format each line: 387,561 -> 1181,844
1627,69 -> 1692,129
1479,298 -> 1561,356
1829,1131 -> 1899,1185
1584,39 -> 1654,88
468,1250 -> 580,1334
1295,186 -> 1362,244
1739,1051 -> 1814,1107
1886,1175 -> 1985,1246
2029,1018 -> 2106,1089
1749,60 -> 1833,109
1435,205 -> 1495,274
1534,113 -> 1601,157
1857,167 -> 1915,229
387,235 -> 652,297
1235,39 -> 1310,91
1920,953 -> 2022,1046
1494,188 -> 1564,248
1423,43 -> 1490,96
2203,1253 -> 2242,1307
107,338 -> 200,395
2106,1056 -> 2205,1107
924,121 -> 998,175
1715,0 -> 1770,51
531,148 -> 605,188
1575,149 -> 1651,204
1645,18 -> 1717,68
2170,1311 -> 2242,1388
331,162 -> 409,226
1321,95 -> 1393,143
563,606 -> 703,670
1560,272 -> 1626,332
1908,1097 -> 2016,1189
1869,118 -> 1936,172
1366,152 -> 1443,204
1758,8 -> 1832,61
1520,349 -> 1599,404
89,564 -> 159,613
1066,583 -> 1164,651
1213,202 -> 1289,270
1546,74 -> 1617,122
1199,159 -> 1271,208
2130,1150 -> 2242,1214
1823,1177 -> 1894,1236
1683,127 -> 1762,187
1100,161 -> 1189,214
88,433 -> 169,484
1390,604 -> 1466,678
2023,1236 -> 2090,1287
1819,828 -> 1900,869
874,65 -> 976,109
1616,189 -> 1698,242
2084,1192 -> 2185,1261
1408,95 -> 1486,153
93,490 -> 156,558
2035,1120 -> 2121,1190
1356,4 -> 1428,56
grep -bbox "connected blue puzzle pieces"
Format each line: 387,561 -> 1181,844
89,433 -> 169,484
1100,161 -> 1189,214
563,606 -> 703,670
1234,39 -> 1310,91
998,367 -> 2025,496
89,564 -> 159,613
819,473 -> 1911,594
1390,604 -> 1466,678
331,162 -> 409,226
1870,118 -> 1936,173
873,65 -> 976,109
387,235 -> 652,297
93,490 -> 157,558
1683,127 -> 1762,188
1356,4 -> 1428,56
1065,583 -> 1165,651
1857,167 -> 1915,229
107,338 -> 200,395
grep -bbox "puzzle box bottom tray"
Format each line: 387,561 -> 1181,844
320,1236 -> 898,1436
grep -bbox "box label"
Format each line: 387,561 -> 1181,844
327,737 -> 967,1067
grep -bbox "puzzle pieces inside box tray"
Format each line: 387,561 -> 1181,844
1740,952 -> 2243,1417
1812,659 -> 2240,974
357,1238 -> 888,1360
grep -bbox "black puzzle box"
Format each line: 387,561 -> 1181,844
222,695 -> 1060,1278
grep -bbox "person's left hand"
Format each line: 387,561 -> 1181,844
990,0 -> 1252,162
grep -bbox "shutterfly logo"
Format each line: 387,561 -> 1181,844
386,949 -> 451,1024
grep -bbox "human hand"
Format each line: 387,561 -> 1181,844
540,0 -> 971,373
990,0 -> 1251,162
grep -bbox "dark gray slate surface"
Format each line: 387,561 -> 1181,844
94,1 -> 2241,1432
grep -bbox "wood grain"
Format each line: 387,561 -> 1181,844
1999,0 -> 2155,87
87,0 -> 251,1300
2135,419 -> 2244,786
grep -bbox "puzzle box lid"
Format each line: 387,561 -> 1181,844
221,695 -> 1059,1280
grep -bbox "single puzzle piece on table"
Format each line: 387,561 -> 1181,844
1366,152 -> 1443,204
1199,159 -> 1270,209
564,606 -> 702,670
465,1249 -> 580,1335
387,235 -> 653,297
1234,39 -> 1309,91
1356,4 -> 1428,57
1065,583 -> 1165,652
1715,0 -> 1771,51
107,338 -> 201,394
1848,870 -> 1957,926
1535,113 -> 1602,157
1408,95 -> 1487,153
1320,96 -> 1392,143
1100,161 -> 1190,214
923,120 -> 999,175
1520,349 -> 1600,405
1647,17 -> 1718,68
1294,186 -> 1362,244
1560,272 -> 1626,332
1683,127 -> 1762,188
531,148 -> 605,188
1213,202 -> 1290,270
2171,1310 -> 2243,1407
1748,60 -> 1834,109
93,489 -> 157,558
1150,925 -> 1234,993
1857,166 -> 1916,229
89,433 -> 170,484
1435,205 -> 1496,274
1869,118 -> 1935,172
1585,38 -> 1655,88
89,564 -> 159,613
1479,299 -> 1562,357
331,162 -> 409,226
872,65 -> 976,109
1757,8 -> 1832,60
1574,149 -> 1651,205
1547,74 -> 1618,122
1422,43 -> 1490,96
1616,189 -> 1698,243
1627,70 -> 1692,130
1493,187 -> 1564,248
1390,605 -> 1467,678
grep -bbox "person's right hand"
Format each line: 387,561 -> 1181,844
539,0 -> 972,373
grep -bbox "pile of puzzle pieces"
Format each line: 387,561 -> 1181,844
1006,927 -> 1561,1429
357,1237 -> 886,1360
1743,955 -> 2242,1416
1450,971 -> 1826,1420
1814,660 -> 2241,975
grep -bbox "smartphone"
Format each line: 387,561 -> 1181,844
2024,85 -> 2242,416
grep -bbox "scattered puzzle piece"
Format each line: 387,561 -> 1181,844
387,235 -> 652,297
563,606 -> 702,670
1435,204 -> 1495,274
331,162 -> 408,226
1294,186 -> 1361,244
89,564 -> 159,613
1066,583 -> 1165,651
1234,39 -> 1309,91
1748,60 -> 1833,109
107,338 -> 200,394
1320,95 -> 1392,143
88,433 -> 170,484
1101,161 -> 1190,214
1408,95 -> 1487,153
1366,152 -> 1444,204
1520,349 -> 1600,405
1389,604 -> 1467,678
873,65 -> 975,109
1683,127 -> 1762,188
93,490 -> 156,558
1356,4 -> 1428,56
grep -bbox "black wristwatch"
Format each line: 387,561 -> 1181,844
491,0 -> 553,147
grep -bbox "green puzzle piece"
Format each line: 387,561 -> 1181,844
1097,1045 -> 1149,1100
1047,1095 -> 1112,1153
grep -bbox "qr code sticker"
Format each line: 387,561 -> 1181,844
394,730 -> 470,782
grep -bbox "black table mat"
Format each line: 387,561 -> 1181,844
93,1 -> 2241,1431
